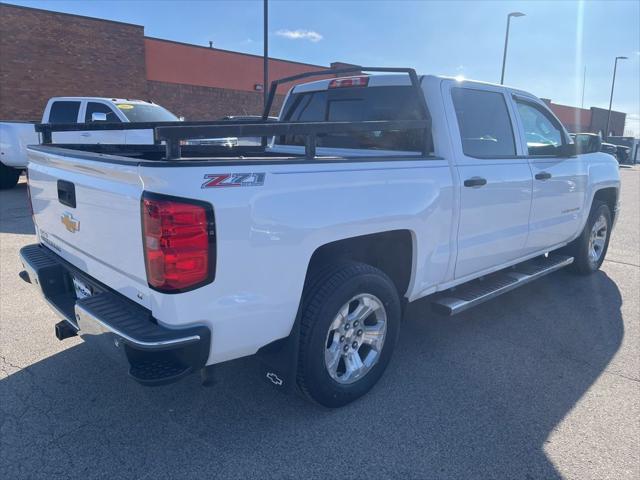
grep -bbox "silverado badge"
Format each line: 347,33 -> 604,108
61,212 -> 80,233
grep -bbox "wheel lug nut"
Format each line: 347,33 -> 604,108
352,341 -> 358,349
340,335 -> 345,343
357,329 -> 363,336
344,323 -> 350,330
353,320 -> 359,327
343,345 -> 350,352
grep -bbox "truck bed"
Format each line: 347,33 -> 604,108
28,143 -> 428,168
32,116 -> 431,165
29,143 -> 294,162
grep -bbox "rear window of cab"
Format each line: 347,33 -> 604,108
277,86 -> 428,152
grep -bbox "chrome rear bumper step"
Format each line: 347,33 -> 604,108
19,243 -> 212,386
432,254 -> 574,316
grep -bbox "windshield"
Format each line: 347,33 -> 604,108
277,85 -> 428,152
115,103 -> 178,122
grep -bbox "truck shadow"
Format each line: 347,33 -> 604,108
0,269 -> 623,479
0,181 -> 36,235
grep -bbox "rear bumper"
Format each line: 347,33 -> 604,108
19,243 -> 211,386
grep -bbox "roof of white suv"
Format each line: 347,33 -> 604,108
49,97 -> 155,105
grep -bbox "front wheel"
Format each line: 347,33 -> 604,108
567,201 -> 612,275
297,262 -> 401,407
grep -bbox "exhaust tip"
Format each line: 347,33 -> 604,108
18,270 -> 31,284
55,321 -> 77,341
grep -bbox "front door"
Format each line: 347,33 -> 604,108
512,97 -> 588,251
446,84 -> 533,279
78,101 -> 126,144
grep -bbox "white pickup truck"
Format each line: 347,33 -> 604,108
19,67 -> 620,407
0,97 -> 180,189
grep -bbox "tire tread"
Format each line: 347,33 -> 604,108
566,200 -> 611,275
297,262 -> 397,406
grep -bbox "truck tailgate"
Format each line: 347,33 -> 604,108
27,147 -> 150,307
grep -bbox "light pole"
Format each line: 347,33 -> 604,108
500,12 -> 525,85
605,55 -> 627,138
263,0 -> 269,110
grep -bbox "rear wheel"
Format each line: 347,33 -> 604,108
0,162 -> 20,190
297,262 -> 401,407
566,201 -> 612,275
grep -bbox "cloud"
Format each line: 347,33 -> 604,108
275,29 -> 323,43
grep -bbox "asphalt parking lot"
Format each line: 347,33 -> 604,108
1,167 -> 638,479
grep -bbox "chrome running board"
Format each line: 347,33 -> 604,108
431,254 -> 574,316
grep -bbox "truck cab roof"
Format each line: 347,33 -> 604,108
290,73 -> 535,98
48,97 -> 155,105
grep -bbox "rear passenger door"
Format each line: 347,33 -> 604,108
447,84 -> 533,279
47,100 -> 83,144
511,96 -> 587,250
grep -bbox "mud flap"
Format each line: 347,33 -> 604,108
255,316 -> 301,394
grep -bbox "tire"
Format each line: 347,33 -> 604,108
0,162 -> 20,190
297,262 -> 401,407
565,201 -> 612,275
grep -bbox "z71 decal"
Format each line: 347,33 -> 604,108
201,173 -> 265,188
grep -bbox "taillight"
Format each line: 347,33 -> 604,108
328,76 -> 369,89
141,192 -> 215,293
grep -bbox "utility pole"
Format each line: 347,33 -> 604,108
581,65 -> 586,109
263,0 -> 269,110
605,56 -> 628,138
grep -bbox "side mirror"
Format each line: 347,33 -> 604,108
557,142 -> 577,157
573,133 -> 602,154
178,116 -> 185,122
91,112 -> 107,122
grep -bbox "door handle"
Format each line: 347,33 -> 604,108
464,177 -> 487,187
57,180 -> 76,208
535,172 -> 552,181
80,132 -> 91,137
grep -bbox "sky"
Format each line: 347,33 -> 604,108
6,0 -> 640,136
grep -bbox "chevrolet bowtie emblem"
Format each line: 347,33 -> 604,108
61,212 -> 80,233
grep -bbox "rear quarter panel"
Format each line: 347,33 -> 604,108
140,158 -> 453,363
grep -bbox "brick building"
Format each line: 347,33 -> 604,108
0,3 -> 333,121
3,3 -> 628,137
542,99 -> 626,137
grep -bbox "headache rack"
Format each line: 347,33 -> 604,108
35,66 -> 432,161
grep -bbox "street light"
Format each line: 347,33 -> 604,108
500,12 -> 525,85
263,0 -> 269,110
605,55 -> 628,138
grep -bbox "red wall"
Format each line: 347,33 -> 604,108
145,38 -> 327,94
547,102 -> 592,131
0,4 -> 332,121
